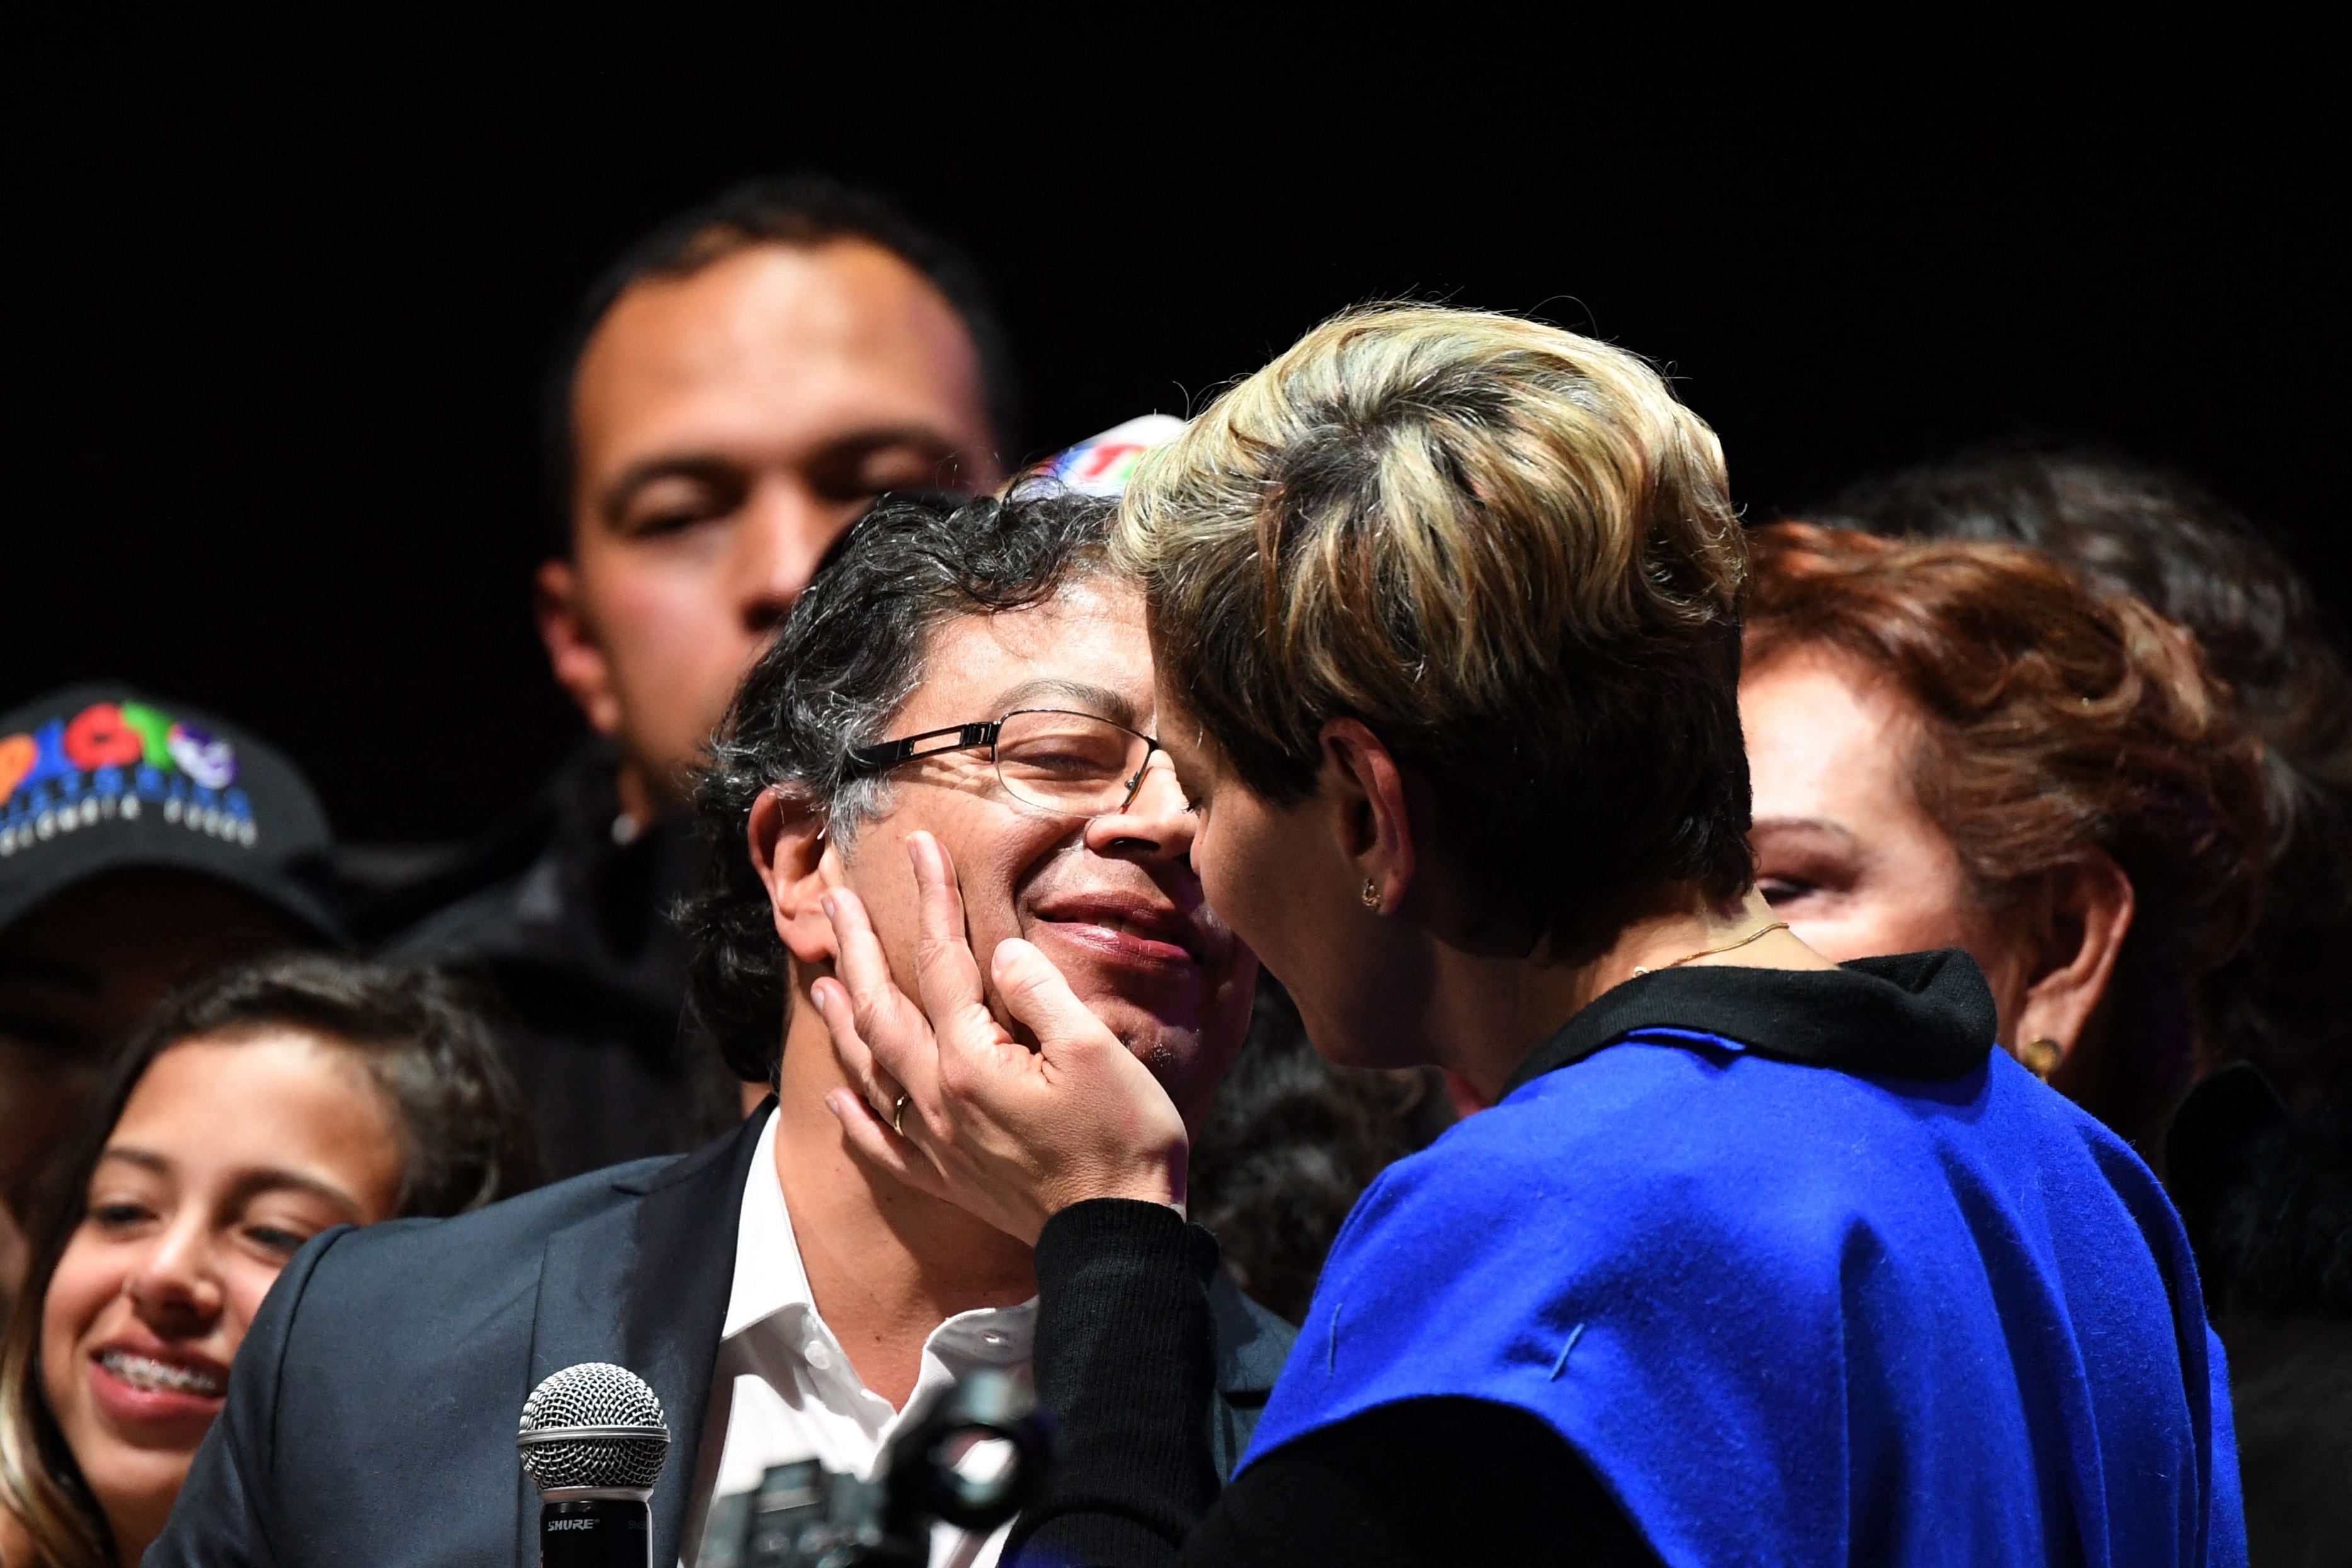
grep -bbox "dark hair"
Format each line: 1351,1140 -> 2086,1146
683,487 -> 1116,1084
540,175 -> 1019,552
2166,1064 -> 2352,1319
117,955 -> 544,1215
1745,523 -> 2269,1142
1823,449 -> 2352,1122
0,954 -> 542,1566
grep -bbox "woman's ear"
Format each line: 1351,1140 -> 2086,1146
746,786 -> 840,965
1318,718 -> 1415,914
2014,851 -> 2136,1073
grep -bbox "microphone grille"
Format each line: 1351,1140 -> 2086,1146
517,1362 -> 669,1495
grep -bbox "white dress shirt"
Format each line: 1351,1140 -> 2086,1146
682,1113 -> 1037,1567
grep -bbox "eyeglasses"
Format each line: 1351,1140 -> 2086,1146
841,708 -> 1170,819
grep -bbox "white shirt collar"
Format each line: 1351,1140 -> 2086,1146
720,1110 -> 1039,1359
721,1111 -> 814,1340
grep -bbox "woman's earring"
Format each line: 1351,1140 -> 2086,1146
1360,878 -> 1381,911
2017,1037 -> 2064,1081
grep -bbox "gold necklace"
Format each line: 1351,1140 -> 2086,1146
1631,921 -> 1790,978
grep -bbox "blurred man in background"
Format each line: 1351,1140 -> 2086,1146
383,178 -> 1015,1178
0,684 -> 339,1307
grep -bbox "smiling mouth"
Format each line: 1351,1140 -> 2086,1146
1073,912 -> 1180,946
1036,912 -> 1201,965
98,1349 -> 224,1398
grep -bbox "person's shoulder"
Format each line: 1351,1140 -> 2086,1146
377,852 -> 552,962
1364,1043 -> 1825,1190
1208,1266 -> 1299,1394
364,749 -> 607,957
1526,1035 -> 2038,1173
1347,1041 -> 2189,1303
1330,1041 -> 2018,1284
292,1152 -> 673,1319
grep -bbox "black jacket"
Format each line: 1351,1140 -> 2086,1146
378,744 -> 742,1179
146,1107 -> 1295,1567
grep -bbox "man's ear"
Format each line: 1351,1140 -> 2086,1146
746,786 -> 840,965
535,557 -> 622,738
2014,852 -> 2135,1073
1318,718 -> 1415,915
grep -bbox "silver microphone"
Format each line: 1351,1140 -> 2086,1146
518,1362 -> 670,1566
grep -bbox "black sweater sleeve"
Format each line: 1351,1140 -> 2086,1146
1009,1200 -> 1660,1568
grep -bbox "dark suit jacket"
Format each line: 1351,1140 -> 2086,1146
146,1106 -> 1294,1566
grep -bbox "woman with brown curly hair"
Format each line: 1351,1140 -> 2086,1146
1739,521 -> 2268,1157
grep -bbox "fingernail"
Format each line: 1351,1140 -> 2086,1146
821,894 -> 837,920
822,1090 -> 850,1121
809,985 -> 831,1018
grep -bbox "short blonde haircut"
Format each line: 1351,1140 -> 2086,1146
1117,305 -> 1752,946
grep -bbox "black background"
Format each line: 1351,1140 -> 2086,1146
10,69 -> 2341,845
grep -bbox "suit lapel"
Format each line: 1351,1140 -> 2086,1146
518,1104 -> 774,1568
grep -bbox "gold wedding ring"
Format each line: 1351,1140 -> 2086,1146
893,1092 -> 910,1137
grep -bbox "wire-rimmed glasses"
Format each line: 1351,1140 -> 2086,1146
840,708 -> 1168,819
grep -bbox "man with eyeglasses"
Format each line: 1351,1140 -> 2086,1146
152,488 -> 1294,1568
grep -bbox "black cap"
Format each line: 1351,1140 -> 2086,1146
0,683 -> 340,940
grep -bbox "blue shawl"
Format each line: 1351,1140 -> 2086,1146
1240,953 -> 2245,1567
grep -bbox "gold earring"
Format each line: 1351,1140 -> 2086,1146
2017,1037 -> 2063,1081
1360,878 -> 1380,911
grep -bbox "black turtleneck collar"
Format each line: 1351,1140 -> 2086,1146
1502,949 -> 1999,1099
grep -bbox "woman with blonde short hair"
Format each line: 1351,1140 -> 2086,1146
815,307 -> 2245,1565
